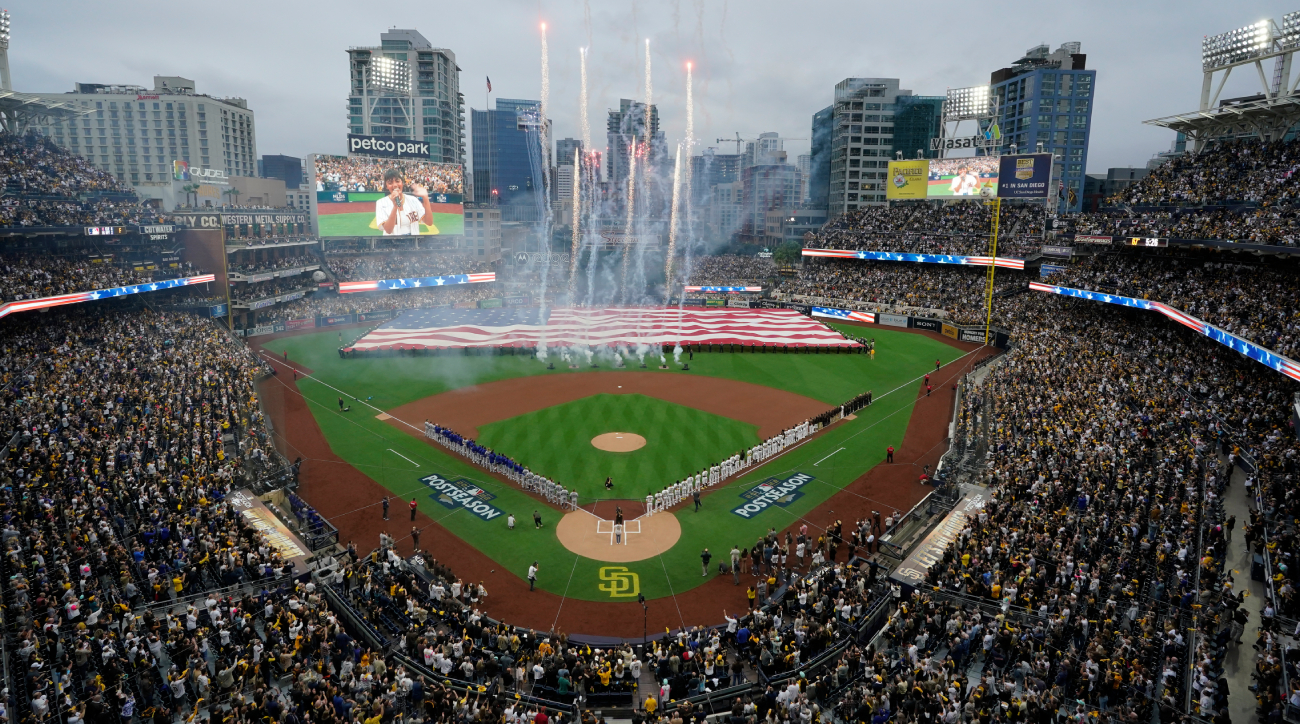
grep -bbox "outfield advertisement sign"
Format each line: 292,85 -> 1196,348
421,474 -> 504,521
879,313 -> 909,328
732,473 -> 815,518
941,323 -> 959,339
995,154 -> 1052,198
358,310 -> 397,323
321,314 -> 356,327
285,318 -> 315,330
911,318 -> 942,332
959,329 -> 987,343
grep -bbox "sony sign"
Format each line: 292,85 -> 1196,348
348,133 -> 431,160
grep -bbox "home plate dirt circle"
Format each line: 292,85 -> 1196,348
556,510 -> 681,562
590,432 -> 646,452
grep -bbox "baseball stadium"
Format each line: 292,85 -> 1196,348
1,6 -> 1298,724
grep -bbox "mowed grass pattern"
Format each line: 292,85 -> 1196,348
477,393 -> 760,498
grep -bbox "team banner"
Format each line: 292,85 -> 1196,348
338,272 -> 496,294
891,490 -> 987,588
803,249 -> 1025,270
996,153 -> 1052,198
886,160 -> 929,200
228,490 -> 313,573
0,273 -> 216,320
1028,281 -> 1300,383
811,307 -> 876,323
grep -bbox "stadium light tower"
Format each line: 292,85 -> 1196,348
0,10 -> 12,92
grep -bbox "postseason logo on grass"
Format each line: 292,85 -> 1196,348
732,473 -> 815,518
421,474 -> 504,521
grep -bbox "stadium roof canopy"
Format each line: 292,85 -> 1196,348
0,90 -> 90,135
1145,94 -> 1300,147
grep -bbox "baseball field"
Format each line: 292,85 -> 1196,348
254,321 -> 981,636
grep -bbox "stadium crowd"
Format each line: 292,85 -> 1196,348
325,253 -> 491,282
805,204 -> 1045,258
1109,138 -> 1300,207
683,255 -> 777,286
778,259 -> 1021,325
0,254 -> 205,302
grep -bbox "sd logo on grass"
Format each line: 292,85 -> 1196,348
732,473 -> 816,519
598,567 -> 640,598
421,474 -> 504,521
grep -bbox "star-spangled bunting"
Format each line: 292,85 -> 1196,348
1027,281 -> 1300,383
339,272 -> 495,294
801,248 -> 1026,270
0,274 -> 216,320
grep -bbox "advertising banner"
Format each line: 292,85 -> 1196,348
228,490 -> 313,574
788,303 -> 812,315
911,317 -> 942,332
705,299 -> 727,307
209,303 -> 228,318
941,323 -> 958,339
682,298 -> 706,307
358,310 -> 397,323
311,153 -> 464,238
890,489 -> 986,588
285,318 -> 315,330
1042,245 -> 1074,257
348,133 -> 432,160
927,156 -> 999,198
726,299 -> 752,309
503,295 -> 531,307
886,160 -> 930,200
1041,264 -> 1067,278
1073,235 -> 1113,245
245,324 -> 279,338
996,153 -> 1052,198
321,314 -> 357,327
757,300 -> 784,309
478,298 -> 503,309
879,313 -> 909,328
959,329 -> 987,343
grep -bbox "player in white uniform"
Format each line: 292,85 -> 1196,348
646,494 -> 655,515
569,489 -> 579,510
376,168 -> 436,235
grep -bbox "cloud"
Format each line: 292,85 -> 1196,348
7,0 -> 1296,174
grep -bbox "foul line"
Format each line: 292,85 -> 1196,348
388,449 -> 421,467
814,448 -> 845,466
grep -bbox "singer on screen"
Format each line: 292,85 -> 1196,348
376,168 -> 435,235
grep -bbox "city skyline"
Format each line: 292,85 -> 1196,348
9,0 -> 1299,175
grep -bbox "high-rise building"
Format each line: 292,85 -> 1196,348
555,138 -> 582,168
32,76 -> 255,188
808,105 -> 833,211
261,154 -> 303,189
891,96 -> 943,161
826,78 -> 920,219
471,98 -> 549,221
987,42 -> 1095,211
741,163 -> 801,240
796,154 -> 812,204
690,149 -> 742,203
606,99 -> 663,190
744,132 -> 785,167
346,29 -> 464,165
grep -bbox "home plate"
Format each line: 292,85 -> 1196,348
375,412 -> 393,421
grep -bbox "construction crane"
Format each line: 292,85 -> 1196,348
715,132 -> 808,154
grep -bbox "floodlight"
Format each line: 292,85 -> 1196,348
1281,11 -> 1300,48
943,86 -> 993,121
0,11 -> 10,48
1202,20 -> 1273,71
367,55 -> 410,93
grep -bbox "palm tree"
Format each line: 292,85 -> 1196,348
182,183 -> 200,207
222,187 -> 242,208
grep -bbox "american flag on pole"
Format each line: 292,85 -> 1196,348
345,306 -> 859,350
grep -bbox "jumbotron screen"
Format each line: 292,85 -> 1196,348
312,154 -> 465,237
927,156 -> 1000,198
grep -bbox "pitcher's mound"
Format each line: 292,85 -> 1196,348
556,511 -> 681,562
591,432 -> 646,452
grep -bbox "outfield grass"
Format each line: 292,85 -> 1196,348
271,323 -> 965,600
477,393 -> 761,498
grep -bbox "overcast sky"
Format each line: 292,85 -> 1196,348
11,0 -> 1298,174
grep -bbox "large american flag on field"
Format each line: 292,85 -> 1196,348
344,307 -> 860,350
